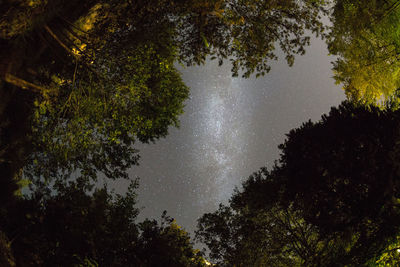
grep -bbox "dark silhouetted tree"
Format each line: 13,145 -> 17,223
1,178 -> 207,266
197,102 -> 400,266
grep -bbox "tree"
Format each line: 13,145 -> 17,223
92,0 -> 328,77
197,102 -> 400,265
0,0 -> 107,208
0,0 -> 329,193
196,170 -> 349,266
276,103 -> 400,238
0,178 -> 207,266
373,236 -> 400,266
1,0 -> 329,84
24,41 -> 189,185
172,0 -> 329,78
328,0 -> 400,104
268,102 -> 400,264
1,0 -> 191,192
138,214 -> 207,267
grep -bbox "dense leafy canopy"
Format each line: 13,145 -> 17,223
3,0 -> 400,266
0,179 -> 207,266
197,196 -> 343,266
174,0 -> 328,77
25,42 -> 189,184
197,102 -> 400,266
328,0 -> 400,104
0,0 -> 329,193
95,0 -> 328,77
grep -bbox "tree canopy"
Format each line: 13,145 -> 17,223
196,102 -> 400,266
0,0 -> 330,195
6,0 -> 400,265
0,178 -> 207,266
328,0 -> 400,105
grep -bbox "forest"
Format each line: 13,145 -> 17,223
1,0 -> 400,266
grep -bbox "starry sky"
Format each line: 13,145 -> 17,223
114,36 -> 345,235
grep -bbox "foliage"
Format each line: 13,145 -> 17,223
90,0 -> 328,78
276,102 -> 400,237
0,0 -> 329,192
196,171 -> 348,266
197,202 -> 309,266
328,0 -> 400,104
25,41 -> 189,185
373,236 -> 400,266
0,178 -> 207,266
138,213 -> 207,267
273,102 -> 400,264
173,0 -> 329,78
197,102 -> 400,266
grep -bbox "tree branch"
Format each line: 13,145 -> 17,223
44,25 -> 78,58
4,73 -> 47,93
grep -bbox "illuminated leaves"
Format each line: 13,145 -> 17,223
26,42 -> 189,184
329,0 -> 400,105
375,236 -> 400,266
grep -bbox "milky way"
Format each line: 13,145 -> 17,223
190,63 -> 252,205
118,36 -> 345,235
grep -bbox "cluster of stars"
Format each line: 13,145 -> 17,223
127,37 -> 344,235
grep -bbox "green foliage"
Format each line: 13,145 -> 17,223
373,236 -> 400,266
0,0 -> 330,191
24,40 -> 189,184
174,0 -> 329,78
74,257 -> 99,267
91,0 -> 328,77
328,0 -> 400,105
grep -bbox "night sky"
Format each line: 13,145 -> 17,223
113,36 -> 345,235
